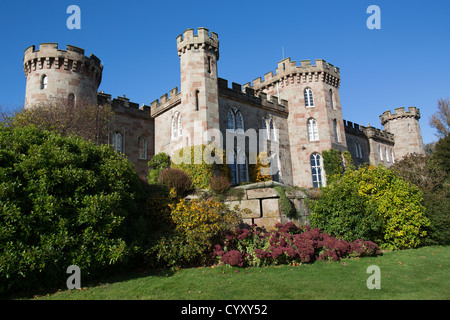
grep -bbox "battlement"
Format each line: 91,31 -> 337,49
97,92 -> 151,119
249,57 -> 341,90
23,43 -> 103,85
344,119 -> 394,144
380,107 -> 421,125
150,87 -> 182,117
218,78 -> 288,113
176,27 -> 219,59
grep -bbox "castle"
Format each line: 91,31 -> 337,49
23,27 -> 426,189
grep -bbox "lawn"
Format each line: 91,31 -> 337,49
34,246 -> 449,300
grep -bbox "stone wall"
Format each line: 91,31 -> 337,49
223,181 -> 311,229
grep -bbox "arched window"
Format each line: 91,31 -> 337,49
68,93 -> 75,107
310,153 -> 324,188
228,108 -> 244,132
355,141 -> 362,158
333,119 -> 339,142
41,75 -> 47,90
391,150 -> 395,164
261,117 -> 277,142
171,115 -> 177,139
385,147 -> 390,162
227,109 -> 235,131
304,88 -> 314,107
178,114 -> 182,137
307,118 -> 319,141
113,132 -> 123,153
229,148 -> 249,185
138,136 -> 147,160
261,118 -> 268,142
171,112 -> 182,140
235,111 -> 244,132
329,89 -> 335,109
269,118 -> 276,141
379,145 -> 383,161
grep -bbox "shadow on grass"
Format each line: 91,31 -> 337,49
7,265 -> 176,300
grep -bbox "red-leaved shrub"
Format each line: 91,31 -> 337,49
212,222 -> 382,267
221,250 -> 244,267
158,168 -> 192,195
209,175 -> 232,194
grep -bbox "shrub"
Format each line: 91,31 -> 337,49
0,125 -> 147,295
391,153 -> 450,245
148,198 -> 242,268
172,144 -> 230,189
274,186 -> 297,219
308,164 -> 430,250
249,151 -> 272,183
158,168 -> 192,196
209,175 -> 232,194
147,152 -> 171,184
212,222 -> 381,267
221,250 -> 244,267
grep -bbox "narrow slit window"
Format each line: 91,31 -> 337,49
195,90 -> 199,111
41,75 -> 47,90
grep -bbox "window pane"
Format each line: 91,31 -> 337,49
227,110 -> 235,130
236,112 -> 244,130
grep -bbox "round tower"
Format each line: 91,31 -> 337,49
380,107 -> 425,160
176,28 -> 220,146
23,43 -> 103,109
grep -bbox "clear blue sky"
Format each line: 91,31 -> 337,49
1,0 -> 449,145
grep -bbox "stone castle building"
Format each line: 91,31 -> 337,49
23,27 -> 426,188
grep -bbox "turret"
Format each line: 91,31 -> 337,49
380,107 -> 425,159
23,43 -> 103,108
176,27 -> 220,146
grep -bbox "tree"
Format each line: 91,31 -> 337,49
391,152 -> 449,245
13,96 -> 115,145
147,152 -> 171,184
433,134 -> 450,176
0,105 -> 18,127
429,98 -> 450,138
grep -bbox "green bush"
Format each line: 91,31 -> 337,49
0,125 -> 147,295
274,186 -> 297,219
147,152 -> 171,184
391,153 -> 450,245
308,164 -> 429,250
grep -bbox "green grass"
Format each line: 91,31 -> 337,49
34,246 -> 449,300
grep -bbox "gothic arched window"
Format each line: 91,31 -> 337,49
307,118 -> 319,141
304,87 -> 314,107
310,153 -> 324,188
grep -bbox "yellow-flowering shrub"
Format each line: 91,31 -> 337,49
149,197 -> 242,267
308,164 -> 430,250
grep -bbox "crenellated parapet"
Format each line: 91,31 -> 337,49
97,92 -> 151,119
176,27 -> 219,59
218,78 -> 288,114
380,107 -> 421,126
344,119 -> 394,144
150,87 -> 181,117
248,57 -> 341,91
24,43 -> 103,86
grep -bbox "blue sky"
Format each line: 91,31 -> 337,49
1,0 -> 449,144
